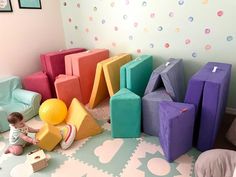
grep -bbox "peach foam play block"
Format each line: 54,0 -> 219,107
65,49 -> 109,104
88,57 -> 116,109
65,98 -> 103,140
54,75 -> 82,107
103,54 -> 132,96
36,123 -> 62,151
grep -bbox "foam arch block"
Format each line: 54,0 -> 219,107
65,98 -> 103,140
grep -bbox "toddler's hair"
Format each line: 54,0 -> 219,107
8,112 -> 23,124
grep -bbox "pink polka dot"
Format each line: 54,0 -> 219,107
89,16 -> 93,21
185,39 -> 191,45
137,49 -> 141,53
77,3 -> 80,8
169,12 -> 174,17
94,36 -> 98,41
68,18 -> 72,22
125,0 -> 129,5
205,28 -> 211,34
133,22 -> 138,28
205,44 -> 211,50
217,10 -> 223,17
85,28 -> 89,33
164,43 -> 170,48
114,26 -> 118,31
112,42 -> 116,47
150,13 -> 155,18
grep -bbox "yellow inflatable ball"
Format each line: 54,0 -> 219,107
39,99 -> 67,125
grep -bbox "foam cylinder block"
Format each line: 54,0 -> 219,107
54,74 -> 82,107
145,58 -> 185,102
40,48 -> 86,97
184,62 -> 232,151
159,101 -> 195,162
65,98 -> 103,140
65,49 -> 109,104
110,88 -> 141,138
23,71 -> 52,102
36,123 -> 62,151
88,57 -> 115,109
120,55 -> 153,97
103,54 -> 132,96
142,88 -> 173,136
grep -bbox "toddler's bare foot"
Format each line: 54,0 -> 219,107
4,148 -> 10,154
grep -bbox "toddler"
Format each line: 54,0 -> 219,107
4,112 -> 39,155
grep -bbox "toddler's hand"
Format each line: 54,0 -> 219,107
32,139 -> 39,145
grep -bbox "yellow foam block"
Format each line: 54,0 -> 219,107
103,54 -> 132,96
66,98 -> 103,140
88,57 -> 116,109
36,123 -> 62,151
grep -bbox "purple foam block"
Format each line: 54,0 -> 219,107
159,101 -> 195,162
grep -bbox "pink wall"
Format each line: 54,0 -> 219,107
0,0 -> 65,77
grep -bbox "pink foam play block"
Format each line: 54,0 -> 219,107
54,75 -> 82,107
40,48 -> 86,97
65,49 -> 109,104
23,71 -> 52,102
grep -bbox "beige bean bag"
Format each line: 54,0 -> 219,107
195,149 -> 236,177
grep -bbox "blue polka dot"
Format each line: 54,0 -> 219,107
157,26 -> 163,31
188,16 -> 194,22
129,35 -> 133,40
192,52 -> 197,58
101,19 -> 106,24
178,0 -> 184,5
123,15 -> 128,20
149,43 -> 154,48
226,36 -> 233,41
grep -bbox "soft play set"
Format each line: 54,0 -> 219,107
0,48 -> 232,164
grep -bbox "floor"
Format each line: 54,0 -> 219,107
0,100 -> 234,177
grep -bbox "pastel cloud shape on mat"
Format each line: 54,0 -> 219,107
10,163 -> 33,177
94,139 -> 124,163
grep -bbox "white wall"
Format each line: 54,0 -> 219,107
0,0 -> 65,77
60,0 -> 236,108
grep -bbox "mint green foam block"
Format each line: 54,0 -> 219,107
120,55 -> 153,97
110,88 -> 141,138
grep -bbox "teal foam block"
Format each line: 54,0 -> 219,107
120,55 -> 153,97
110,88 -> 141,138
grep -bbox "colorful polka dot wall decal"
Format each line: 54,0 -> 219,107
137,49 -> 142,53
114,26 -> 118,31
112,42 -> 116,47
129,35 -> 133,40
185,39 -> 191,45
178,0 -> 184,5
68,18 -> 72,23
164,43 -> 170,48
217,10 -> 223,17
205,28 -> 211,34
202,0 -> 208,4
149,43 -> 154,48
125,0 -> 129,5
89,16 -> 93,21
101,19 -> 106,24
94,36 -> 98,41
227,35 -> 233,41
111,2 -> 115,7
133,22 -> 138,28
169,12 -> 174,17
176,27 -> 180,32
142,1 -> 147,7
75,25 -> 78,30
123,15 -> 128,20
188,16 -> 194,22
192,52 -> 197,58
157,26 -> 163,31
70,41 -> 73,45
93,7 -> 97,11
150,13 -> 155,18
77,3 -> 80,8
205,44 -> 212,50
63,2 -> 67,6
85,28 -> 89,33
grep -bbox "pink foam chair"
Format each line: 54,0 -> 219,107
60,49 -> 109,104
23,72 -> 51,102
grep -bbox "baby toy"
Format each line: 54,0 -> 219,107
27,149 -> 48,172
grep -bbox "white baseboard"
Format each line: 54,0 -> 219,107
226,107 -> 236,115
